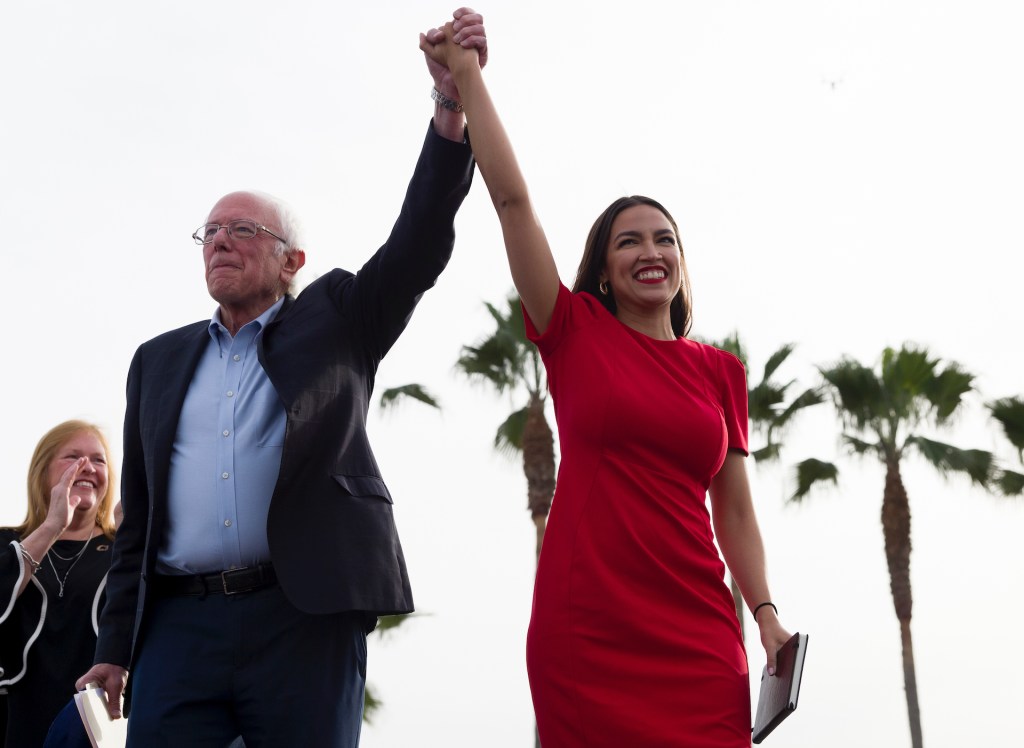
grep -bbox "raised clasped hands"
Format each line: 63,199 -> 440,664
420,7 -> 487,90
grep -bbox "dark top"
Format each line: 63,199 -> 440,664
1,530 -> 113,748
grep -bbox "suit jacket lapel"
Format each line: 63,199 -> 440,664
150,322 -> 209,492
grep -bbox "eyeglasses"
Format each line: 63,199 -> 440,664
192,220 -> 288,246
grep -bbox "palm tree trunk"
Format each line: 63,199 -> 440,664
899,618 -> 923,748
881,459 -> 923,748
522,395 -> 555,747
522,395 -> 555,564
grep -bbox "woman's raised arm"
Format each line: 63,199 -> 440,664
421,20 -> 561,333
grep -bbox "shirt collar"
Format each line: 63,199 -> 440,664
208,296 -> 287,343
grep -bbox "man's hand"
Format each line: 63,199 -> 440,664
421,7 -> 487,91
76,664 -> 129,720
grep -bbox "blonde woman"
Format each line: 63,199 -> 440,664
1,420 -> 117,747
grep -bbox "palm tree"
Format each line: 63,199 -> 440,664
988,396 -> 1024,495
378,383 -> 441,412
456,292 -> 555,564
703,333 -> 823,461
360,388 -> 441,724
362,614 -> 415,724
699,333 -> 822,637
792,344 -> 1007,748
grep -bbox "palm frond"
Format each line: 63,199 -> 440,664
748,380 -> 789,428
820,359 -> 885,430
363,684 -> 380,724
905,436 -> 994,486
790,458 -> 839,503
993,469 -> 1024,496
762,343 -> 796,382
363,613 -> 424,724
494,407 -> 528,457
457,336 -> 522,392
881,345 -> 936,401
926,362 -> 974,422
751,443 -> 782,463
456,294 -> 534,394
379,384 -> 441,412
988,397 -> 1024,457
373,613 -> 416,639
769,386 -> 825,437
840,433 -> 879,456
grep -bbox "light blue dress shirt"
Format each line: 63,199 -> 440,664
158,298 -> 286,574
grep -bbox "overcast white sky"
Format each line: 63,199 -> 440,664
3,1 -> 1023,746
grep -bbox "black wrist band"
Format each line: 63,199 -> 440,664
752,601 -> 778,621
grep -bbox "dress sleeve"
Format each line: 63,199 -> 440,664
524,283 -> 606,358
716,350 -> 750,455
523,282 -> 570,355
0,538 -> 27,623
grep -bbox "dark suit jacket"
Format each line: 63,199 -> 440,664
95,124 -> 475,669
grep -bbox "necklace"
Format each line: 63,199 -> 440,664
49,528 -> 98,561
46,526 -> 96,598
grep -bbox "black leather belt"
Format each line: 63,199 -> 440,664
151,564 -> 276,596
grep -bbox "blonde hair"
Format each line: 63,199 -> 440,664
15,420 -> 117,540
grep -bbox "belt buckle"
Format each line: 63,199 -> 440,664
221,567 -> 252,596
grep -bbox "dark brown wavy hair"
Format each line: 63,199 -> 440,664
570,195 -> 693,337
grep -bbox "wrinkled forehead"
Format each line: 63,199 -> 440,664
206,191 -> 276,226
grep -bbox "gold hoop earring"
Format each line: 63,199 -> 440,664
599,280 -> 609,296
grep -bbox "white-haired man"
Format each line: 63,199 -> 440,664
77,8 -> 487,747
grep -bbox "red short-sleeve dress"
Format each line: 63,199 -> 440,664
525,285 -> 752,747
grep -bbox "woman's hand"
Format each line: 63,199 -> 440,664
756,611 -> 793,676
43,457 -> 86,535
420,12 -> 485,90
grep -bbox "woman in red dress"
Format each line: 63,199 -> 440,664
422,13 -> 792,746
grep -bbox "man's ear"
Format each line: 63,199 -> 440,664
282,249 -> 306,278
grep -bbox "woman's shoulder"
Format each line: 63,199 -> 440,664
683,340 -> 748,395
687,339 -> 745,369
526,283 -> 606,345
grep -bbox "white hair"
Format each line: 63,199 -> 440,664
248,189 -> 305,256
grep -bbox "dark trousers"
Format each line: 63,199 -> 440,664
126,583 -> 367,748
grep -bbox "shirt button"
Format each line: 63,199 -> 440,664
226,390 -> 234,397
222,430 -> 230,437
221,472 -> 230,479
233,354 -> 241,362
224,519 -> 232,527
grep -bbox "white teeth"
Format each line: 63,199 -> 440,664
73,480 -> 95,488
636,270 -> 666,280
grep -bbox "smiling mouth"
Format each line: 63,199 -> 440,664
634,268 -> 666,281
72,480 -> 97,489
